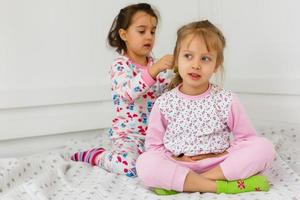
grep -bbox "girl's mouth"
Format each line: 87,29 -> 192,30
143,44 -> 152,48
188,73 -> 201,80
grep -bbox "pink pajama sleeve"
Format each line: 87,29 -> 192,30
221,94 -> 276,180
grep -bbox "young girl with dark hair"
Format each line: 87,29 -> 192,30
71,3 -> 174,177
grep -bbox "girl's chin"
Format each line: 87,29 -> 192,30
137,49 -> 151,55
181,83 -> 209,93
142,47 -> 152,52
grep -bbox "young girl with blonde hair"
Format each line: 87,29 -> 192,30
136,20 -> 275,194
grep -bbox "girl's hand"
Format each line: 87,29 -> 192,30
155,54 -> 174,71
172,151 -> 228,162
190,151 -> 229,161
149,54 -> 173,78
171,155 -> 195,162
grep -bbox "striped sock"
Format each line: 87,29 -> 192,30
71,147 -> 105,166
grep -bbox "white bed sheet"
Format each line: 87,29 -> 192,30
0,122 -> 300,200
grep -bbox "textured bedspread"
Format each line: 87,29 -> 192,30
0,122 -> 299,200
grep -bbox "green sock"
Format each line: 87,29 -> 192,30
216,175 -> 269,194
152,188 -> 178,195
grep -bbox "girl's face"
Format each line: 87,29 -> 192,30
177,34 -> 218,95
119,11 -> 157,62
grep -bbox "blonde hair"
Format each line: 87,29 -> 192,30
168,20 -> 226,90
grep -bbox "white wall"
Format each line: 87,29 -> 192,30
199,0 -> 300,82
0,0 -> 200,141
199,0 -> 300,124
0,0 -> 300,156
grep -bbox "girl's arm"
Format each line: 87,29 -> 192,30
148,54 -> 173,78
145,101 -> 171,155
155,69 -> 175,94
110,59 -> 156,102
150,55 -> 174,95
227,94 -> 257,141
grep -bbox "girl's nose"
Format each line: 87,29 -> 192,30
191,58 -> 201,70
145,31 -> 154,40
192,63 -> 201,70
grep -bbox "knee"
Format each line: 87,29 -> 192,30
251,137 -> 276,163
136,151 -> 158,186
136,152 -> 147,177
137,151 -> 189,191
255,137 -> 275,153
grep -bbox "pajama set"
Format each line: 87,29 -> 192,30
97,55 -> 173,177
136,84 -> 275,191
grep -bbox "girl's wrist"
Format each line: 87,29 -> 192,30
148,65 -> 160,79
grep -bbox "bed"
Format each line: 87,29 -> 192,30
0,120 -> 299,200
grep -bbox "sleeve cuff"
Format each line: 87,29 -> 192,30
141,68 -> 156,87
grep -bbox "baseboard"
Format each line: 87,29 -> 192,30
0,83 -> 112,141
0,100 -> 113,141
0,129 -> 104,158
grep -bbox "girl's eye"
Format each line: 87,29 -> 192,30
184,54 -> 192,59
138,31 -> 145,34
201,56 -> 211,62
151,31 -> 156,35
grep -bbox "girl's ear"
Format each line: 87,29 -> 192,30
119,29 -> 127,41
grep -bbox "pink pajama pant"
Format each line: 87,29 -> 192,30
136,136 -> 275,191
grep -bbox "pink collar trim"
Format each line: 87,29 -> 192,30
175,84 -> 212,100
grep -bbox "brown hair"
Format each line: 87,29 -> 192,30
107,3 -> 159,54
168,20 -> 226,90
